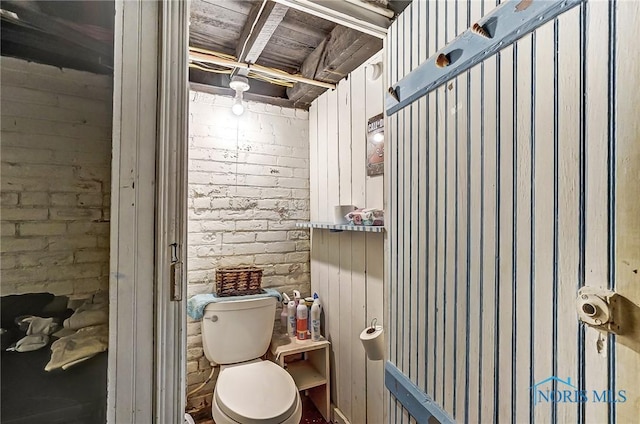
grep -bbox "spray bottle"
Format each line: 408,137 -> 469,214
304,296 -> 314,332
293,290 -> 301,307
280,293 -> 291,334
296,298 -> 308,340
311,293 -> 322,341
287,299 -> 297,337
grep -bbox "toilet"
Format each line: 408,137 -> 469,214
201,296 -> 302,424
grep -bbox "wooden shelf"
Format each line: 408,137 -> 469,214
271,335 -> 330,357
286,360 -> 327,391
296,222 -> 385,233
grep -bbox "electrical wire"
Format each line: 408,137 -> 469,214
248,72 -> 294,87
190,62 -> 293,87
189,46 -> 237,61
237,0 -> 269,62
188,46 -> 336,89
189,63 -> 232,75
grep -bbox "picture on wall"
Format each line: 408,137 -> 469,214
366,113 -> 384,176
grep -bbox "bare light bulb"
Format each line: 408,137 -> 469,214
231,94 -> 244,116
229,76 -> 249,116
232,101 -> 244,116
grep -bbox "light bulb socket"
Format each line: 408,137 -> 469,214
229,76 -> 250,92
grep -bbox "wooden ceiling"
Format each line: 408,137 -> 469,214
188,0 -> 410,108
0,0 -> 410,109
0,1 -> 115,75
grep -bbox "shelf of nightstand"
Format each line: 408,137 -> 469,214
286,360 -> 327,391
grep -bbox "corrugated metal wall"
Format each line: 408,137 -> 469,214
386,1 -> 640,423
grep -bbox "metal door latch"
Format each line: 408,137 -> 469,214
170,242 -> 182,301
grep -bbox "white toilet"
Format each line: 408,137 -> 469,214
201,296 -> 302,424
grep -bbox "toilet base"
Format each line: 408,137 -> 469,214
211,390 -> 302,424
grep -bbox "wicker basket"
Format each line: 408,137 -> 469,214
215,266 -> 263,297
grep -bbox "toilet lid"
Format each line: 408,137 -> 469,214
215,361 -> 298,424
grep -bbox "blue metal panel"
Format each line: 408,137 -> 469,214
385,0 -> 583,116
385,361 -> 455,424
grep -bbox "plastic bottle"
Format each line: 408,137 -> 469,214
304,296 -> 314,331
311,294 -> 322,341
287,300 -> 297,337
296,300 -> 308,340
280,293 -> 291,334
293,290 -> 301,307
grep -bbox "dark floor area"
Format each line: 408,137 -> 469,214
300,393 -> 327,423
1,349 -> 108,424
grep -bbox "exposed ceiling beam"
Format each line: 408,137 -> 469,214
190,50 -> 336,90
236,1 -> 289,65
1,23 -> 112,74
189,68 -> 289,99
1,1 -> 112,57
190,82 -> 300,109
287,25 -> 382,105
343,0 -> 394,19
271,0 -> 390,39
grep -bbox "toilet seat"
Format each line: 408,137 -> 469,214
214,360 -> 299,424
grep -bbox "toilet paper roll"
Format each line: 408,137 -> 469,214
359,325 -> 384,361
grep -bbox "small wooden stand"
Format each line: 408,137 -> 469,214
269,335 -> 331,422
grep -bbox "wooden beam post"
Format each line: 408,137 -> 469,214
272,0 -> 389,38
286,25 -> 382,106
234,0 -> 289,77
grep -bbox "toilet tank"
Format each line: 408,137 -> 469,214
201,296 -> 276,365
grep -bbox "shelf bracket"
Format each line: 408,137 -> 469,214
385,0 -> 583,115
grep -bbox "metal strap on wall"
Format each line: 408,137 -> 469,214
385,0 -> 583,115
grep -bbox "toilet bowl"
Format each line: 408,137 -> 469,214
212,360 -> 302,424
201,297 -> 300,424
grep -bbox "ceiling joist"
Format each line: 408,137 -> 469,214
287,25 -> 382,105
236,1 -> 289,66
1,1 -> 112,57
190,82 -> 297,109
189,49 -> 336,90
271,0 -> 390,39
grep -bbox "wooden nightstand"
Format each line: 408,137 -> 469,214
269,335 -> 331,422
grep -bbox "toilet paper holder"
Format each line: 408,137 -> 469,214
576,287 -> 620,334
366,318 -> 378,335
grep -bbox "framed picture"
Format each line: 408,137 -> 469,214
366,113 -> 384,176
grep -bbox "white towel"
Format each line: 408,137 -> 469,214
63,299 -> 108,330
63,308 -> 108,330
45,324 -> 108,371
6,317 -> 58,353
25,317 -> 58,336
7,334 -> 50,352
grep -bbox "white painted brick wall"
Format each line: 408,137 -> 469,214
0,57 -> 112,297
186,90 -> 310,407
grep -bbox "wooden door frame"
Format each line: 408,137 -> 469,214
109,1 -> 188,422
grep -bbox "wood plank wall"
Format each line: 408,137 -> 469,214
309,52 -> 385,424
386,1 -> 640,423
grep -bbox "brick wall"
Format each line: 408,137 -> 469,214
186,90 -> 310,410
1,57 -> 112,296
